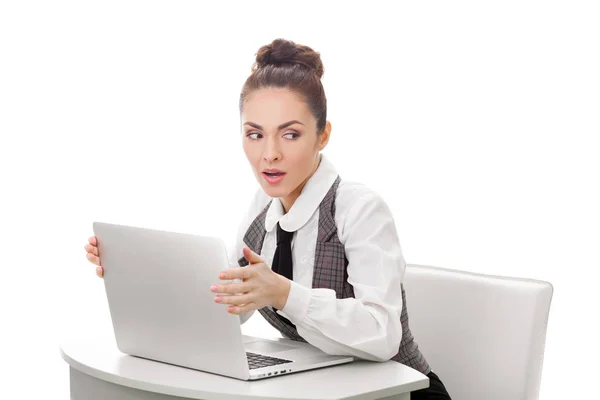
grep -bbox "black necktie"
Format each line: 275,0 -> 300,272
272,222 -> 294,281
271,222 -> 296,328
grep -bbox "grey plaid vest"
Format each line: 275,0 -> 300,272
238,175 -> 431,374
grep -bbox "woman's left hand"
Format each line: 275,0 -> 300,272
211,247 -> 291,315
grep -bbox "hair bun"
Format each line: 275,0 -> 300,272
253,38 -> 324,79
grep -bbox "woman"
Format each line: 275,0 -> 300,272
85,38 -> 451,399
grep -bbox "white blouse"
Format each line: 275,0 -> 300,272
227,153 -> 406,362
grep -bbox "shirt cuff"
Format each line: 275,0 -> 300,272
277,280 -> 311,324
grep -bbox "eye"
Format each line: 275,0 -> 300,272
246,132 -> 262,140
284,132 -> 300,140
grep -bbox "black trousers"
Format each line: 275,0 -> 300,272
410,370 -> 452,399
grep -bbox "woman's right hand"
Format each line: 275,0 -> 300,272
85,236 -> 103,278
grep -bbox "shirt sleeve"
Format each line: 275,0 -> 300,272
276,191 -> 405,362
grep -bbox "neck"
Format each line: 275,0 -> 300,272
280,154 -> 322,213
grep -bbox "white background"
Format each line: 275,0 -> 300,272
1,0 -> 598,398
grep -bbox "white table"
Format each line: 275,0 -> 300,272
60,333 -> 429,400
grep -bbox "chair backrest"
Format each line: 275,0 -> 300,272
403,264 -> 553,400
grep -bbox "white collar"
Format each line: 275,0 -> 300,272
264,153 -> 338,233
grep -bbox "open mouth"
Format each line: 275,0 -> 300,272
262,171 -> 286,184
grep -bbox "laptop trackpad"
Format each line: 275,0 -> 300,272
245,341 -> 298,354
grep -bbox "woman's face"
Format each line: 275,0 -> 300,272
241,87 -> 330,211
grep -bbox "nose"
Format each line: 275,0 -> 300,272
263,136 -> 281,162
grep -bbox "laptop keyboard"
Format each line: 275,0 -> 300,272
246,352 -> 293,370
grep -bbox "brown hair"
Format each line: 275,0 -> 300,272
239,38 -> 327,135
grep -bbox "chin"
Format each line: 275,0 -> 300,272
262,187 -> 286,198
258,183 -> 287,198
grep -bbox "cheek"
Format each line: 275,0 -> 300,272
289,153 -> 315,176
242,143 -> 258,163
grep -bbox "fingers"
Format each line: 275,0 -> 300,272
211,282 -> 248,294
219,266 -> 252,281
226,302 -> 256,315
215,292 -> 252,306
242,246 -> 265,264
85,236 -> 102,277
86,252 -> 101,266
84,243 -> 99,256
84,239 -> 101,272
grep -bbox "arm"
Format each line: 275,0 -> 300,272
276,191 -> 405,362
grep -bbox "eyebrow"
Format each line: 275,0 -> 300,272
243,120 -> 305,130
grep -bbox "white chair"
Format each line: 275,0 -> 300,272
403,264 -> 553,400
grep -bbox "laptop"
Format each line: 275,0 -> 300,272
92,221 -> 354,380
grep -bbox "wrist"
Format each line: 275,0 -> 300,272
276,276 -> 291,310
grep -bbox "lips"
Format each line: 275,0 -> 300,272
262,170 -> 286,184
263,169 -> 285,175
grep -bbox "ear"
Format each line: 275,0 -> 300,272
318,121 -> 332,151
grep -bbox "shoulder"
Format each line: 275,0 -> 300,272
248,186 -> 272,215
235,186 -> 271,237
335,179 -> 393,234
334,179 -> 399,245
334,179 -> 388,218
239,187 -> 272,233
